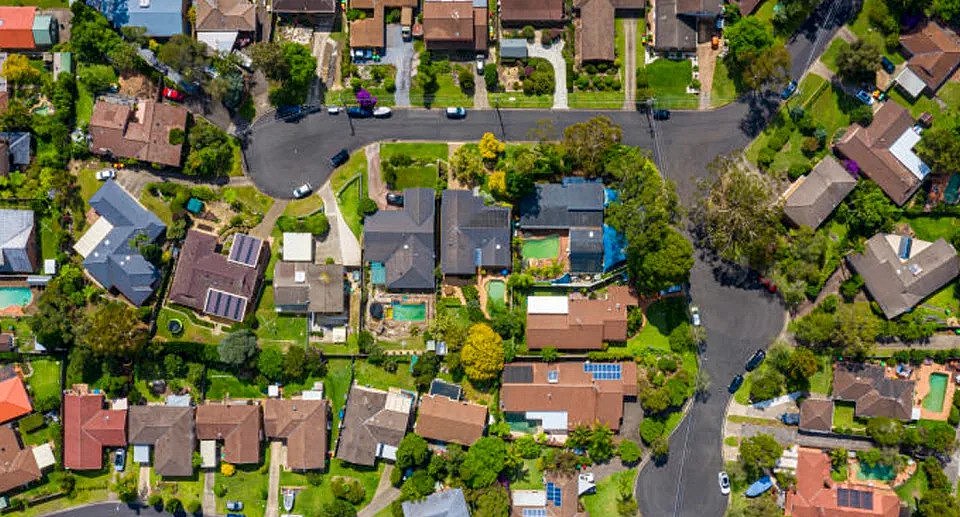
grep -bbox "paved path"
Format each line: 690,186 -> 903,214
358,464 -> 400,517
202,471 -> 216,517
251,199 -> 288,240
622,19 -> 637,110
527,39 -> 568,109
366,143 -> 389,210
137,465 -> 150,498
726,421 -> 873,451
318,181 -> 362,266
265,441 -> 282,517
697,42 -> 719,110
385,25 -> 413,107
474,67 -> 490,109
809,60 -> 837,81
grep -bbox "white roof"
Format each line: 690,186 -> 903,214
378,443 -> 398,461
32,443 -> 55,470
200,440 -> 217,468
268,385 -> 280,398
895,68 -> 926,98
73,217 -> 114,258
197,31 -> 238,53
889,127 -> 931,180
43,259 -> 56,275
527,296 -> 569,315
282,233 -> 314,262
511,490 -> 547,507
301,389 -> 324,400
133,444 -> 151,463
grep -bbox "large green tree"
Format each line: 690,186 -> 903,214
739,434 -> 783,479
461,437 -> 507,488
461,323 -> 504,383
218,329 -> 258,367
836,39 -> 882,82
561,116 -> 622,178
79,301 -> 149,358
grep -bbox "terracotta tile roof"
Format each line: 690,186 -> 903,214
89,100 -> 188,168
785,447 -> 901,517
196,403 -> 261,464
414,394 -> 487,445
834,102 -> 921,206
195,0 -> 256,31
263,398 -> 328,470
64,392 -> 127,470
0,7 -> 37,50
128,406 -> 196,477
350,13 -> 385,48
798,398 -> 833,434
422,1 -> 487,51
501,0 -> 564,23
832,363 -> 915,420
0,425 -> 40,494
900,21 -> 960,95
0,376 -> 31,424
500,361 -> 637,431
526,286 -> 638,350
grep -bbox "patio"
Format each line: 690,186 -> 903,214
912,362 -> 955,421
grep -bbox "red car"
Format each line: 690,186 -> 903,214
162,87 -> 186,102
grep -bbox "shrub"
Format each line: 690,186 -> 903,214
787,162 -> 812,180
220,463 -> 235,476
331,476 -> 366,504
521,26 -> 536,41
18,413 -> 45,433
513,435 -> 541,459
639,418 -> 665,445
185,500 -> 201,514
148,494 -> 163,508
767,127 -> 791,152
801,136 -> 821,156
484,65 -> 499,92
757,148 -> 776,169
950,406 -> 960,427
169,128 -> 185,145
164,498 -> 182,514
850,105 -> 873,126
384,77 -> 396,93
618,439 -> 642,463
358,197 -> 378,217
840,274 -> 863,301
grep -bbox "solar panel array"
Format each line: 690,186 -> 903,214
228,233 -> 263,267
522,509 -> 547,517
204,288 -> 248,322
837,488 -> 874,510
546,482 -> 562,507
583,363 -> 622,381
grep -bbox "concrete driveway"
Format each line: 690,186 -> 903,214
383,25 -> 414,107
527,39 -> 568,109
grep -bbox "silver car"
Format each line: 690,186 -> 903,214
718,471 -> 730,495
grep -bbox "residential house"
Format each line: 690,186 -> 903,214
500,0 -> 564,26
0,209 -> 38,274
0,132 -> 31,176
421,0 -> 487,53
0,425 -> 53,495
511,471 -> 591,517
89,99 -> 188,168
832,363 -> 916,421
168,230 -> 269,322
525,286 -> 638,350
653,0 -> 720,54
798,398 -> 834,434
273,262 -> 346,323
281,232 -> 313,262
785,447 -> 901,516
573,0 -> 645,61
364,188 -> 436,292
273,0 -> 338,18
403,489 -> 471,517
128,405 -> 196,477
0,376 -> 31,425
835,102 -> 929,206
440,190 -> 511,277
782,155 -> 857,229
63,386 -> 127,470
335,385 -> 415,466
500,361 -> 638,433
894,21 -> 960,99
0,7 -> 57,49
195,0 -> 256,52
847,233 -> 959,318
414,394 -> 487,446
90,0 -> 185,37
196,403 -> 262,467
263,398 -> 329,470
73,180 -> 166,306
348,0 -> 417,50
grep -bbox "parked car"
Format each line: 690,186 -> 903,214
96,168 -> 117,181
780,80 -> 798,100
690,305 -> 701,326
745,349 -> 766,371
277,105 -> 305,121
226,514 -> 245,517
780,413 -> 800,425
327,106 -> 341,114
728,374 -> 744,393
855,89 -> 875,105
653,109 -> 670,120
162,87 -> 186,102
718,471 -> 731,495
113,448 -> 125,472
476,54 -> 485,74
226,501 -> 244,511
330,149 -> 350,167
347,106 -> 373,118
881,56 -> 895,74
402,25 -> 412,40
293,183 -> 313,199
386,192 -> 404,207
446,107 -> 467,119
373,106 -> 392,118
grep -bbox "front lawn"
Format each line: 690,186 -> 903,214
646,58 -> 696,109
568,91 -> 624,109
332,151 -> 369,239
380,143 -> 447,190
410,74 -> 473,108
11,468 -> 113,517
27,359 -> 61,403
627,297 -> 688,354
488,92 -> 555,108
255,286 -> 307,348
152,468 -> 204,511
221,186 -> 275,218
283,195 -> 324,218
821,38 -> 845,73
139,188 -> 175,227
156,305 -> 218,344
215,448 -> 270,517
206,369 -> 264,400
711,60 -> 738,107
887,88 -> 943,119
582,468 -> 636,516
279,460 -> 383,515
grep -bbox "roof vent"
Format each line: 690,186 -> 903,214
139,0 -> 150,7
908,263 -> 923,276
547,370 -> 559,383
294,271 -> 306,283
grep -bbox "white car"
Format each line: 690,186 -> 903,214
690,305 -> 701,326
292,183 -> 312,199
327,106 -> 341,114
476,54 -> 485,74
718,472 -> 730,495
373,106 -> 392,118
446,107 -> 467,119
96,168 -> 117,181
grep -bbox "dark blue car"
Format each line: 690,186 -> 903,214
780,80 -> 798,100
881,56 -> 895,74
276,105 -> 304,121
347,107 -> 373,118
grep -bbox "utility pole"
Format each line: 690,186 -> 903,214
494,99 -> 505,141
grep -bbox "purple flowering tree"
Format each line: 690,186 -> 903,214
356,88 -> 378,109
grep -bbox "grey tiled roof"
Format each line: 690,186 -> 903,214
440,190 -> 511,275
569,227 -> 603,273
0,132 -> 30,165
402,489 -> 470,517
127,405 -> 196,477
336,385 -> 413,466
517,182 -> 604,230
364,188 -> 436,290
783,156 -> 857,229
0,209 -> 35,273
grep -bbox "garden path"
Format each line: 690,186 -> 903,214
357,465 -> 400,517
366,144 -> 389,210
250,199 -> 289,240
527,38 -> 568,109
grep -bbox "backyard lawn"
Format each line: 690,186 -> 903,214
903,214 -> 960,243
582,468 -> 636,516
808,355 -> 833,395
511,458 -> 545,490
488,93 -> 554,108
894,467 -> 927,510
324,358 -> 354,441
27,359 -> 61,403
646,58 -> 697,109
380,142 -> 447,190
255,287 -> 307,348
38,214 -> 59,261
0,317 -> 34,349
139,187 -> 175,227
833,401 -> 865,431
77,169 -> 102,203
77,83 -> 94,126
206,369 -> 264,400
216,448 -> 270,517
354,360 -> 415,392
156,305 -> 218,344
410,74 -> 473,108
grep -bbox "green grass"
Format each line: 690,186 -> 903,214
808,355 -> 833,395
894,466 -> 928,510
77,82 -> 94,126
627,297 -> 688,354
139,188 -> 175,227
283,195 -> 324,218
724,436 -> 740,447
512,458 -> 545,490
488,92 -> 555,108
410,74 -> 474,108
921,282 -> 959,315
380,143 -> 447,190
152,469 -> 204,511
279,460 -> 383,515
380,143 -> 449,163
325,358 -> 354,441
215,447 -> 270,517
77,169 -> 101,203
821,38 -> 845,73
0,317 -> 34,349
229,137 -> 245,177
156,305 -> 218,344
711,59 -> 738,107
331,148 -> 368,192
354,360 -> 415,392
255,286 -> 307,347
332,151 -> 368,240
568,90 -> 624,109
221,186 -> 274,217
207,369 -> 264,400
887,87 -> 943,119
646,58 -> 697,109
582,468 -> 636,516
832,401 -> 866,431
27,359 -> 60,403
938,82 -> 960,111
734,374 -> 753,405
903,214 -> 960,243
38,214 -> 58,261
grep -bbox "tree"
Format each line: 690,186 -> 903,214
866,417 -> 904,447
461,323 -> 504,383
669,323 -> 696,353
748,368 -> 784,402
740,44 -> 791,92
470,483 -> 510,517
479,132 -> 505,160
836,181 -> 901,237
283,346 -> 306,381
836,39 -> 881,82
218,329 -> 258,367
920,421 -> 956,453
31,264 -> 88,349
739,434 -> 783,478
588,424 -> 615,463
79,301 -> 148,357
916,122 -> 960,175
618,439 -> 642,463
562,116 -> 622,177
109,44 -> 142,74
400,470 -> 434,501
933,0 -> 960,23
396,433 -> 430,470
184,120 -> 235,178
832,303 -> 879,358
77,64 -> 116,93
258,346 -> 284,381
2,54 -> 41,87
725,17 -> 774,68
164,498 -> 183,514
450,144 -> 485,186
567,425 -> 592,449
461,437 -> 507,488
158,34 -> 209,82
322,499 -> 358,517
785,347 -> 819,382
249,42 -> 290,81
356,88 -> 378,109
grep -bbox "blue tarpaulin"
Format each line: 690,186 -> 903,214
371,262 -> 386,285
603,224 -> 627,271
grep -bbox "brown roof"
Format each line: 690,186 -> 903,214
168,230 -> 268,322
575,0 -> 645,61
785,447 -> 901,517
835,102 -> 921,206
652,0 -> 713,52
195,0 -> 256,31
196,403 -> 261,465
798,398 -> 833,434
263,398 -> 328,470
0,425 -> 40,494
832,363 -> 915,420
500,0 -> 564,23
272,0 -> 337,13
736,0 -> 762,14
0,334 -> 12,352
64,391 -> 127,470
783,155 -> 857,229
414,395 -> 487,446
500,361 -> 637,431
900,21 -> 960,95
89,100 -> 187,168
128,406 -> 196,477
350,13 -> 385,48
336,385 -> 414,466
273,262 -> 345,314
526,286 -> 638,350
422,1 -> 488,51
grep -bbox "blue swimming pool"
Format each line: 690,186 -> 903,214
0,287 -> 32,309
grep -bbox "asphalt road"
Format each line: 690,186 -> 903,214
46,503 -> 173,517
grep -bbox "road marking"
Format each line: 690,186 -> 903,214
672,403 -> 697,516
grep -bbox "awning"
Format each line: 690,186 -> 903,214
197,31 -> 239,53
895,67 -> 926,99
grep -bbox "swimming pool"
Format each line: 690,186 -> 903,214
924,372 -> 949,412
486,280 -> 506,305
0,287 -> 32,310
392,303 -> 426,322
856,462 -> 896,481
521,235 -> 560,260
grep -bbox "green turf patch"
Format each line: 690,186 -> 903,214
27,359 -> 61,404
646,58 -> 697,109
215,448 -> 270,517
582,468 -> 636,516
